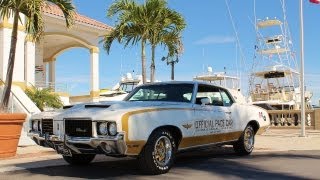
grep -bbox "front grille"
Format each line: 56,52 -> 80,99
65,119 -> 92,137
41,119 -> 53,135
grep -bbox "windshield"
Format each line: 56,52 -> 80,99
125,83 -> 194,102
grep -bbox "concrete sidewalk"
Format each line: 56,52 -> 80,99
255,129 -> 320,152
0,129 -> 320,173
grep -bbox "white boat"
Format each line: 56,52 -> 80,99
193,66 -> 246,103
194,67 -> 240,90
249,17 -> 313,110
99,73 -> 142,101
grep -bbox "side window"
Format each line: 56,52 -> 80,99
196,85 -> 223,106
220,89 -> 234,106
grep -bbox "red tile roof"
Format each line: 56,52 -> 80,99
42,4 -> 112,30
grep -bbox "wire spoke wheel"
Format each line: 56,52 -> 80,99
244,128 -> 254,151
154,136 -> 172,166
233,125 -> 255,155
138,129 -> 176,175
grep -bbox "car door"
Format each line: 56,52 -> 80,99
193,84 -> 228,137
217,88 -> 236,133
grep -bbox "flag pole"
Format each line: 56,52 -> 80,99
300,0 -> 306,137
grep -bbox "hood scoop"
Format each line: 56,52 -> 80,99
63,105 -> 74,109
85,104 -> 111,108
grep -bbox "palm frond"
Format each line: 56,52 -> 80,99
0,0 -> 16,19
25,87 -> 63,111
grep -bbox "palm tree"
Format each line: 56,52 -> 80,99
104,0 -> 185,84
25,87 -> 63,111
147,0 -> 185,82
0,0 -> 75,111
105,0 -> 150,84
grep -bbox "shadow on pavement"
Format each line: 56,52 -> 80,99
3,147 -> 320,179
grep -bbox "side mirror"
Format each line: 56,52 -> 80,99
201,97 -> 210,106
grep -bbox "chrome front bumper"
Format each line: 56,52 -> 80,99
28,131 -> 127,155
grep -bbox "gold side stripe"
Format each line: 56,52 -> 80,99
121,108 -> 194,155
179,131 -> 242,149
121,108 -> 243,155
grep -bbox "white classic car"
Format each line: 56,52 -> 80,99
29,81 -> 270,174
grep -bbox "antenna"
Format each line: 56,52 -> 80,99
225,0 -> 247,71
202,48 -> 205,57
120,54 -> 123,77
253,0 -> 258,31
202,48 -> 205,74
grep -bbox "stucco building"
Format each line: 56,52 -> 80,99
0,4 -> 112,104
0,5 -> 112,145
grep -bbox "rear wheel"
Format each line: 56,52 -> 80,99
63,154 -> 96,165
233,125 -> 255,155
138,129 -> 176,175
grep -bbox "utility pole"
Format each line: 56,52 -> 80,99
300,0 -> 306,137
162,56 -> 179,81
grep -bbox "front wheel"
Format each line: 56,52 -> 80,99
138,129 -> 176,175
233,125 -> 255,155
63,154 -> 96,165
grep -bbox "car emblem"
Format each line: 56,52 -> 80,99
182,123 -> 192,129
76,128 -> 87,133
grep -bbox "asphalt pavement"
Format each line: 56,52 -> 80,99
0,128 -> 319,178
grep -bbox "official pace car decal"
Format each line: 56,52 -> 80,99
194,119 -> 234,132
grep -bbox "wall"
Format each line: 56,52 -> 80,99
314,109 -> 320,130
35,41 -> 45,83
0,15 -> 26,83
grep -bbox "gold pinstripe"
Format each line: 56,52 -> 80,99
121,108 -> 243,155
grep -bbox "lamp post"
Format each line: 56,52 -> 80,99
299,0 -> 306,137
162,56 -> 179,80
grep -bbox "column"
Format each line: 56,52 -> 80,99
25,35 -> 35,86
0,16 -> 26,84
35,41 -> 45,85
90,46 -> 99,102
48,59 -> 56,90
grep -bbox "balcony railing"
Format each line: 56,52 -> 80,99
35,81 -> 68,93
267,109 -> 315,127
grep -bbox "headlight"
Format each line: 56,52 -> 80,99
32,120 -> 39,131
98,122 -> 108,135
108,122 -> 117,136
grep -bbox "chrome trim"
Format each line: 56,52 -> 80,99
92,121 -> 98,137
28,131 -> 127,155
28,132 -> 45,144
178,139 -> 238,151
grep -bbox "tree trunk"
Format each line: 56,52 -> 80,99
0,11 -> 19,111
141,39 -> 147,84
150,45 -> 156,83
171,63 -> 175,81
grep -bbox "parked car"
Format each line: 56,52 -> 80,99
29,81 -> 270,174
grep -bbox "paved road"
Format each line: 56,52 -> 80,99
1,147 -> 320,180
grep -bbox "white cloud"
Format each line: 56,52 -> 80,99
194,36 -> 236,45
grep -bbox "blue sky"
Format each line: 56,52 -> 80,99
55,0 -> 320,104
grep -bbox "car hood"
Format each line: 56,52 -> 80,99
53,101 -> 192,121
31,109 -> 65,120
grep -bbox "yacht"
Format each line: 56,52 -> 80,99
99,73 -> 142,101
249,18 -> 312,110
194,66 -> 246,103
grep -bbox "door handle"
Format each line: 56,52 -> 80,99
225,112 -> 232,114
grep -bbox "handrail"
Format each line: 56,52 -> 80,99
35,81 -> 68,93
0,79 -> 31,114
267,109 -> 315,127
